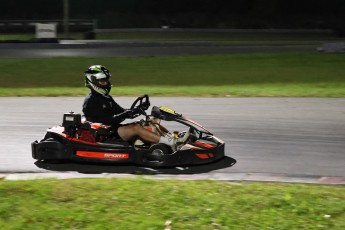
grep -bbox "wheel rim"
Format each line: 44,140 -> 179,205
151,149 -> 164,157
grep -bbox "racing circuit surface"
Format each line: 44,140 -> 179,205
0,97 -> 344,181
0,40 -> 316,58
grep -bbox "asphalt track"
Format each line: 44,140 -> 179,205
0,97 -> 344,183
0,40 -> 317,58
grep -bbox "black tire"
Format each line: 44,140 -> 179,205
142,144 -> 171,166
43,134 -> 64,143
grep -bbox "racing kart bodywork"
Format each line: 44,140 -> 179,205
32,95 -> 225,167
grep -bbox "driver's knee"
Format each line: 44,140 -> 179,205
130,123 -> 153,138
118,124 -> 136,141
128,123 -> 141,133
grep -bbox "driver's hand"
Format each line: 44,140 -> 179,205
122,109 -> 134,118
124,109 -> 140,119
132,107 -> 142,116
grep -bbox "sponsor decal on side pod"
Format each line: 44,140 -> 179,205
76,151 -> 129,159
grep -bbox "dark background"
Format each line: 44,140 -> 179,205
1,0 -> 345,32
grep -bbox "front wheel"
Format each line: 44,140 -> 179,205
142,144 -> 171,166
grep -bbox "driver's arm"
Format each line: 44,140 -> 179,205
85,106 -> 131,125
83,96 -> 131,125
110,109 -> 132,123
109,99 -> 133,123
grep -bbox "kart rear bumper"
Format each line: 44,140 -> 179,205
32,140 -> 70,160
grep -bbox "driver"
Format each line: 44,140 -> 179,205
82,65 -> 181,147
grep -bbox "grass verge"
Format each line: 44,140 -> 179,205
0,178 -> 344,229
96,31 -> 339,42
0,31 -> 340,42
1,83 -> 345,97
1,52 -> 345,97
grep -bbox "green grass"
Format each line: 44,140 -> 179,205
0,178 -> 344,229
1,52 -> 345,97
0,31 -> 340,42
96,31 -> 339,42
1,84 -> 344,97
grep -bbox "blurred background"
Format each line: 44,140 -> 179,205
1,0 -> 344,40
1,0 -> 344,97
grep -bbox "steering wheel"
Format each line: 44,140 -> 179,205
129,94 -> 150,118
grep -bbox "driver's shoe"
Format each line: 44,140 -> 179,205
159,131 -> 190,151
158,135 -> 175,150
176,130 -> 190,144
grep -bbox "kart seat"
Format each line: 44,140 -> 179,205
103,137 -> 130,146
79,121 -> 113,142
78,122 -> 130,146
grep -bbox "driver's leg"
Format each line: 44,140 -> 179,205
117,123 -> 177,146
118,123 -> 160,143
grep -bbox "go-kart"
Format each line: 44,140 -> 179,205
32,95 -> 225,167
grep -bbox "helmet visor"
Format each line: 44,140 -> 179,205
98,78 -> 111,86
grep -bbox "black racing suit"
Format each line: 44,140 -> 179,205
82,91 -> 131,137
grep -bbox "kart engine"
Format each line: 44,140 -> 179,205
62,112 -> 82,136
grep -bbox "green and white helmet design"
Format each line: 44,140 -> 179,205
84,65 -> 112,96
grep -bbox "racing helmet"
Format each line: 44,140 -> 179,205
84,65 -> 112,96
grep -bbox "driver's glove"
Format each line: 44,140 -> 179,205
124,109 -> 141,119
131,107 -> 142,116
124,109 -> 135,118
